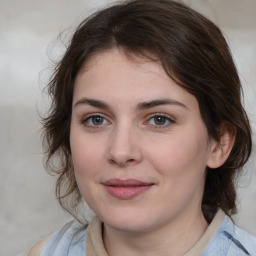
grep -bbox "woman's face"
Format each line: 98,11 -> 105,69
70,48 -> 216,233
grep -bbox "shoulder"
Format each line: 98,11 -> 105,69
17,236 -> 50,256
41,220 -> 87,256
19,221 -> 88,256
203,215 -> 256,255
231,222 -> 256,255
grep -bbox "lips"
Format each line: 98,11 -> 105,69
102,179 -> 154,200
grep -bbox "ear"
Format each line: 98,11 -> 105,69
207,122 -> 236,169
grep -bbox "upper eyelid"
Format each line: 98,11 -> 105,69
81,113 -> 111,123
146,113 -> 175,121
82,112 -> 109,119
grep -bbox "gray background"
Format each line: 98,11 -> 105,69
0,0 -> 255,255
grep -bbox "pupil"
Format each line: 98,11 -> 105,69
93,116 -> 103,125
155,116 -> 165,125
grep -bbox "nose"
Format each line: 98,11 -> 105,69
107,124 -> 143,167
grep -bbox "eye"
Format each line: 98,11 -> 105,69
82,114 -> 110,127
147,114 -> 174,127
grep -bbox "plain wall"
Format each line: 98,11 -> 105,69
0,1 -> 255,255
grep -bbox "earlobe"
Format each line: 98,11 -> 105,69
207,122 -> 236,169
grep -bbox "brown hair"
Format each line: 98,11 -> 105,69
42,0 -> 252,223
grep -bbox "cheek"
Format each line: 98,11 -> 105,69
70,137 -> 102,205
147,129 -> 210,178
70,131 -> 104,181
148,133 -> 209,206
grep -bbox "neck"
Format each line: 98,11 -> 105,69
103,208 -> 208,256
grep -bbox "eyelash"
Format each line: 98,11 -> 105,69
81,114 -> 110,128
81,113 -> 175,129
146,114 -> 175,129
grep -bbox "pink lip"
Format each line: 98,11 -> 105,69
102,179 -> 154,200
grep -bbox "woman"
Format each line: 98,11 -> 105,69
22,0 -> 256,255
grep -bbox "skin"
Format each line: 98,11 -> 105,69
70,48 -> 223,255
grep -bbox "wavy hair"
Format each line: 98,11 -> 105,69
42,0 -> 252,223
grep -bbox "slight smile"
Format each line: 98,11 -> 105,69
102,179 -> 155,200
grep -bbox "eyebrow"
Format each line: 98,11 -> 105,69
73,98 -> 187,110
136,99 -> 187,110
74,98 -> 110,109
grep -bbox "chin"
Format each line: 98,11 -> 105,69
99,209 -> 157,233
106,220 -> 151,233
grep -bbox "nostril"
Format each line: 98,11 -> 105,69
108,157 -> 136,166
109,159 -> 115,164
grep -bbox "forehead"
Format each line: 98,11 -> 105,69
73,48 -> 198,109
78,48 -> 164,80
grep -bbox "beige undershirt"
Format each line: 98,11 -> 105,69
86,209 -> 225,256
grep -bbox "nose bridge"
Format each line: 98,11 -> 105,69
107,120 -> 142,166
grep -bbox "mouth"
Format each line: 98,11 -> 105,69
102,179 -> 154,200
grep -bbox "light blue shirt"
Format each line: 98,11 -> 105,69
41,215 -> 256,255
